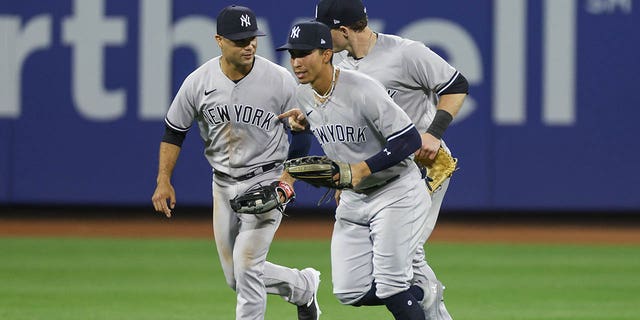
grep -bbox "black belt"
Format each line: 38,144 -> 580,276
215,162 -> 278,181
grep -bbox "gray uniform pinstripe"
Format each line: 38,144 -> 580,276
338,32 -> 459,304
166,55 -> 316,320
295,69 -> 432,303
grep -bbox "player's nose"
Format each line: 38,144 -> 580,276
291,57 -> 303,67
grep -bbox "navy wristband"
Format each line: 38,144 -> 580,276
426,109 -> 453,140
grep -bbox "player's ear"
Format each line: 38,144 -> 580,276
322,49 -> 333,64
338,26 -> 349,39
214,34 -> 223,48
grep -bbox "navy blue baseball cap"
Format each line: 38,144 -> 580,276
216,5 -> 266,40
276,21 -> 333,51
315,0 -> 367,28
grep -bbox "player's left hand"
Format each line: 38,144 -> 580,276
349,161 -> 372,188
278,172 -> 296,203
278,108 -> 308,131
275,181 -> 296,205
415,132 -> 442,161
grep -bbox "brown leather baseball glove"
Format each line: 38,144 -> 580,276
416,146 -> 458,194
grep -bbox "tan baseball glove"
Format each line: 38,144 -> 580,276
284,156 -> 353,189
416,147 -> 458,194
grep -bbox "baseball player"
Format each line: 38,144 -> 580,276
277,20 -> 433,320
314,1 -> 469,319
151,5 -> 320,320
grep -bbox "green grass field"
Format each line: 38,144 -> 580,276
1,237 -> 639,320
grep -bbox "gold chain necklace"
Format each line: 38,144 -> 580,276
313,67 -> 337,101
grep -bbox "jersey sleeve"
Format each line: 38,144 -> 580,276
165,75 -> 197,133
403,42 -> 458,94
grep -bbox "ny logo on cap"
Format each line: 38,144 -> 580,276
290,26 -> 301,39
240,14 -> 251,27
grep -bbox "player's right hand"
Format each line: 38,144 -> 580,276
152,182 -> 176,218
415,132 -> 442,161
278,108 -> 308,131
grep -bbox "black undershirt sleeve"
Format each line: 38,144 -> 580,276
439,72 -> 469,95
287,129 -> 313,159
161,125 -> 187,147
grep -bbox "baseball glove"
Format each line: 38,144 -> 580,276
229,181 -> 295,214
416,146 -> 458,194
284,156 -> 352,189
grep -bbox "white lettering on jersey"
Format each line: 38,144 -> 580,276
312,125 -> 367,145
201,104 -> 275,130
233,104 -> 275,129
202,104 -> 231,125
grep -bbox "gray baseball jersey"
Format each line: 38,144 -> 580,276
338,33 -> 459,151
339,32 -> 457,317
165,55 -> 319,319
165,55 -> 295,177
295,68 -> 431,301
296,68 -> 419,187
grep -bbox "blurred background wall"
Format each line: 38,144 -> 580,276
1,0 -> 638,212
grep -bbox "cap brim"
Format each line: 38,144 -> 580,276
276,43 -> 324,51
223,30 -> 266,40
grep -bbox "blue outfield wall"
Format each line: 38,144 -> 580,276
0,0 -> 638,210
